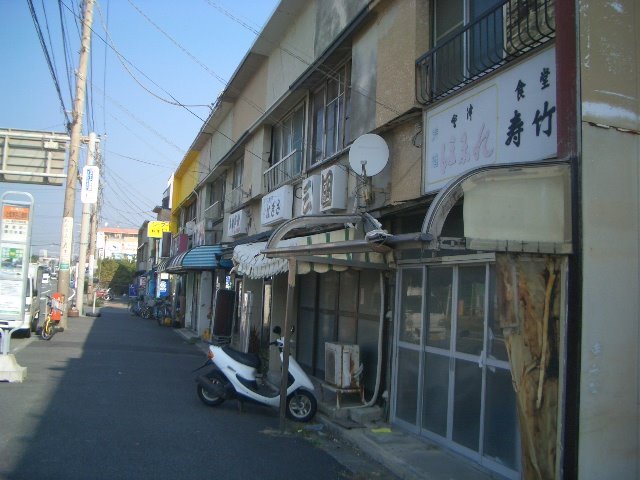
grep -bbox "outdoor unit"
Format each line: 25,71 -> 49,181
325,343 -> 360,389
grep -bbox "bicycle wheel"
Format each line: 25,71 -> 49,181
41,317 -> 54,340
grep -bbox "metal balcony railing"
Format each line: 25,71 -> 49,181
416,0 -> 555,105
263,150 -> 303,193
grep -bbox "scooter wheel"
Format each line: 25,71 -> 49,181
41,319 -> 54,341
286,389 -> 317,422
197,371 -> 227,406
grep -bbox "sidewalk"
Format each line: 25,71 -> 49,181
174,328 -> 499,480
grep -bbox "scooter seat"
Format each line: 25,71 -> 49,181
222,345 -> 261,369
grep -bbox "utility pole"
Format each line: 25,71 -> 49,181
58,0 -> 95,328
76,132 -> 97,316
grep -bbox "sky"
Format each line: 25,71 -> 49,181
0,0 -> 280,257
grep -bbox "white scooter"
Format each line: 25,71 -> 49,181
194,326 -> 317,422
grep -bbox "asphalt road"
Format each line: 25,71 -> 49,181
0,301 -> 382,480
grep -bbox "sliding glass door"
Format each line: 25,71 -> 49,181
394,262 -> 519,478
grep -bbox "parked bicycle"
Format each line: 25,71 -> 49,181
152,298 -> 173,326
128,296 -> 145,316
41,293 -> 65,341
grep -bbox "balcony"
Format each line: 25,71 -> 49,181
263,150 -> 303,193
228,186 -> 249,211
416,0 -> 555,105
203,201 -> 223,222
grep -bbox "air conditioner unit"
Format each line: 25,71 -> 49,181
325,343 -> 360,389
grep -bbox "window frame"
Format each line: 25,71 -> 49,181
309,60 -> 352,167
271,101 -> 306,173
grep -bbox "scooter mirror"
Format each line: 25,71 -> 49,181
272,326 -> 282,335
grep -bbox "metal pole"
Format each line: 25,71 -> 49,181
58,0 -> 95,328
76,133 -> 96,316
279,257 -> 296,433
87,142 -> 101,295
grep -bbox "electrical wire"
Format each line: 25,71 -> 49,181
27,0 -> 71,128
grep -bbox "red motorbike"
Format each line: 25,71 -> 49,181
95,287 -> 113,301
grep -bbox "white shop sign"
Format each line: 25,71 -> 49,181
228,209 -> 249,237
261,185 -> 293,226
301,175 -> 320,216
320,165 -> 347,212
424,47 -> 557,193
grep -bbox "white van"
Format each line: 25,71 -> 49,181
0,264 -> 41,338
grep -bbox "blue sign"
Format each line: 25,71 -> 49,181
158,279 -> 170,298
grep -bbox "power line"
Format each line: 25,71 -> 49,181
27,0 -> 71,127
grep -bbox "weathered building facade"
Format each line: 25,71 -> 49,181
157,1 -> 640,478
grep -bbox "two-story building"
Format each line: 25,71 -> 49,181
158,1 -> 639,479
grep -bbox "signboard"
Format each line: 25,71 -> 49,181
424,47 -> 557,193
320,165 -> 347,212
228,209 -> 249,236
261,185 -> 293,226
301,175 -> 320,215
0,192 -> 33,322
1,205 -> 29,242
0,129 -> 68,185
80,165 -> 100,204
147,221 -> 170,239
157,279 -> 170,298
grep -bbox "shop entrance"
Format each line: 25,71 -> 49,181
394,261 -> 519,478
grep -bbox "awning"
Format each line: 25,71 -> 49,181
232,239 -> 300,279
156,258 -> 170,272
162,245 -> 232,273
422,161 -> 572,253
233,225 -> 391,279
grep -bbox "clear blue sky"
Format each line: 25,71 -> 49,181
0,0 -> 279,257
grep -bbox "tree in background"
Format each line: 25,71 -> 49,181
98,258 -> 136,295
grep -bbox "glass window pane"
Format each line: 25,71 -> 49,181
312,90 -> 325,163
293,106 -> 304,152
395,347 -> 420,424
484,366 -> 519,470
422,352 -> 449,436
325,100 -> 338,156
316,312 -> 335,377
452,359 -> 482,451
487,264 -> 508,361
359,271 -> 381,317
299,273 -> 316,308
399,268 -> 423,344
272,125 -> 281,164
283,116 -> 293,156
426,267 -> 452,349
435,0 -> 464,41
456,265 -> 485,355
327,77 -> 339,102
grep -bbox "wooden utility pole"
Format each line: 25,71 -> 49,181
58,0 -> 95,327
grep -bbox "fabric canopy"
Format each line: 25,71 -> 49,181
232,229 -> 389,279
162,245 -> 231,273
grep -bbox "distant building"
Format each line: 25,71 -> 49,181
96,227 -> 138,260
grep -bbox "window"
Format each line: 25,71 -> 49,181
232,158 -> 243,190
207,176 -> 225,207
229,157 -> 245,210
433,0 -> 504,93
266,103 -> 305,191
310,61 -> 351,165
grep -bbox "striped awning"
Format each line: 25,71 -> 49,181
232,228 -> 389,279
162,245 -> 231,273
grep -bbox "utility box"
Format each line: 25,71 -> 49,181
325,343 -> 360,388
